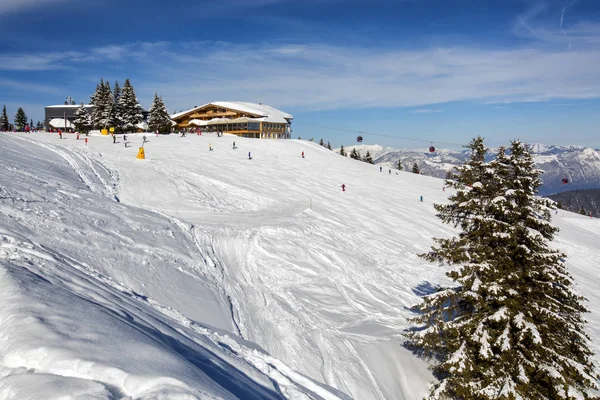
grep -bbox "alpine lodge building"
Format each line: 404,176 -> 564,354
170,102 -> 293,139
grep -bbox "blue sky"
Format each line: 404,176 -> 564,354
1,0 -> 599,149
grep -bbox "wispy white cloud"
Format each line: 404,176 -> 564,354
0,78 -> 62,94
3,34 -> 600,112
412,108 -> 443,113
0,0 -> 74,16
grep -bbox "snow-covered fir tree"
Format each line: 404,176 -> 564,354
412,162 -> 420,174
0,105 -> 9,131
147,93 -> 171,133
350,148 -> 360,160
113,81 -> 121,104
89,78 -> 116,129
89,78 -> 103,128
73,103 -> 92,133
363,150 -> 374,164
406,137 -> 598,399
117,79 -> 143,132
339,145 -> 346,156
14,107 -> 27,130
327,142 -> 332,150
397,159 -> 403,170
319,138 -> 325,147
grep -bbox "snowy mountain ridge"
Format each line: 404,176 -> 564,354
341,143 -> 600,195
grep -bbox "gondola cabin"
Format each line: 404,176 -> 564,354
429,146 -> 436,153
562,178 -> 569,184
357,135 -> 363,143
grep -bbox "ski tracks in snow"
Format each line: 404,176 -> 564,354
0,228 -> 348,400
10,136 -> 119,200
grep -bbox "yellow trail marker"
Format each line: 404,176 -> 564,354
136,147 -> 145,159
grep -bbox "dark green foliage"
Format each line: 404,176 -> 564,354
319,138 -> 324,146
327,142 -> 332,150
397,159 -> 403,170
363,150 -> 374,164
73,103 -> 91,133
579,207 -> 587,215
406,136 -> 598,399
339,145 -> 346,156
147,93 -> 172,133
412,162 -> 420,174
117,78 -> 143,131
0,105 -> 9,130
14,107 -> 27,130
350,148 -> 360,160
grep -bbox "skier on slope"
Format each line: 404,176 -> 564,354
420,195 -> 423,202
248,151 -> 252,160
341,184 -> 346,192
302,151 -> 305,158
380,166 -> 382,172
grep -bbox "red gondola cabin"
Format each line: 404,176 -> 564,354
562,178 -> 569,184
357,136 -> 363,143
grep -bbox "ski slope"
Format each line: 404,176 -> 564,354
0,131 -> 598,399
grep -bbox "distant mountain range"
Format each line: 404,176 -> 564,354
548,189 -> 600,218
339,144 -> 600,196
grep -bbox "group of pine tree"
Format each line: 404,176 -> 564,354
406,136 -> 598,399
73,78 -> 171,133
0,105 -> 44,131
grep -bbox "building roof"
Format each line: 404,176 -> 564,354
46,104 -> 94,108
170,102 -> 293,124
48,118 -> 74,128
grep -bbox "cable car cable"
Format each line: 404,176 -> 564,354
293,122 -> 467,147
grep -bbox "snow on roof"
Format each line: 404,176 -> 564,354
170,102 -> 293,124
48,118 -> 73,128
46,104 -> 94,108
188,119 -> 209,126
136,121 -> 149,130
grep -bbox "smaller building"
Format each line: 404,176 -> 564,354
45,104 -> 149,131
170,102 -> 293,139
45,105 -> 94,131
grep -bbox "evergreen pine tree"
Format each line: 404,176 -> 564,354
90,78 -> 105,129
397,159 -> 403,170
319,138 -> 325,147
327,142 -> 332,150
339,145 -> 346,156
117,78 -> 143,132
97,80 -> 116,129
147,93 -> 172,133
350,148 -> 360,160
0,105 -> 9,131
412,162 -> 420,174
579,207 -> 587,215
29,119 -> 33,128
363,150 -> 374,164
14,107 -> 27,130
73,103 -> 92,133
556,201 -> 563,209
406,137 -> 598,399
113,80 -> 121,103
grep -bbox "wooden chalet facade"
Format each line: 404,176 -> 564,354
170,102 -> 293,139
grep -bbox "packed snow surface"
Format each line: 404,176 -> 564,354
1,131 -> 598,399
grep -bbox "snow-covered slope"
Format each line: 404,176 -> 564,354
0,133 -> 349,400
1,132 -> 599,399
